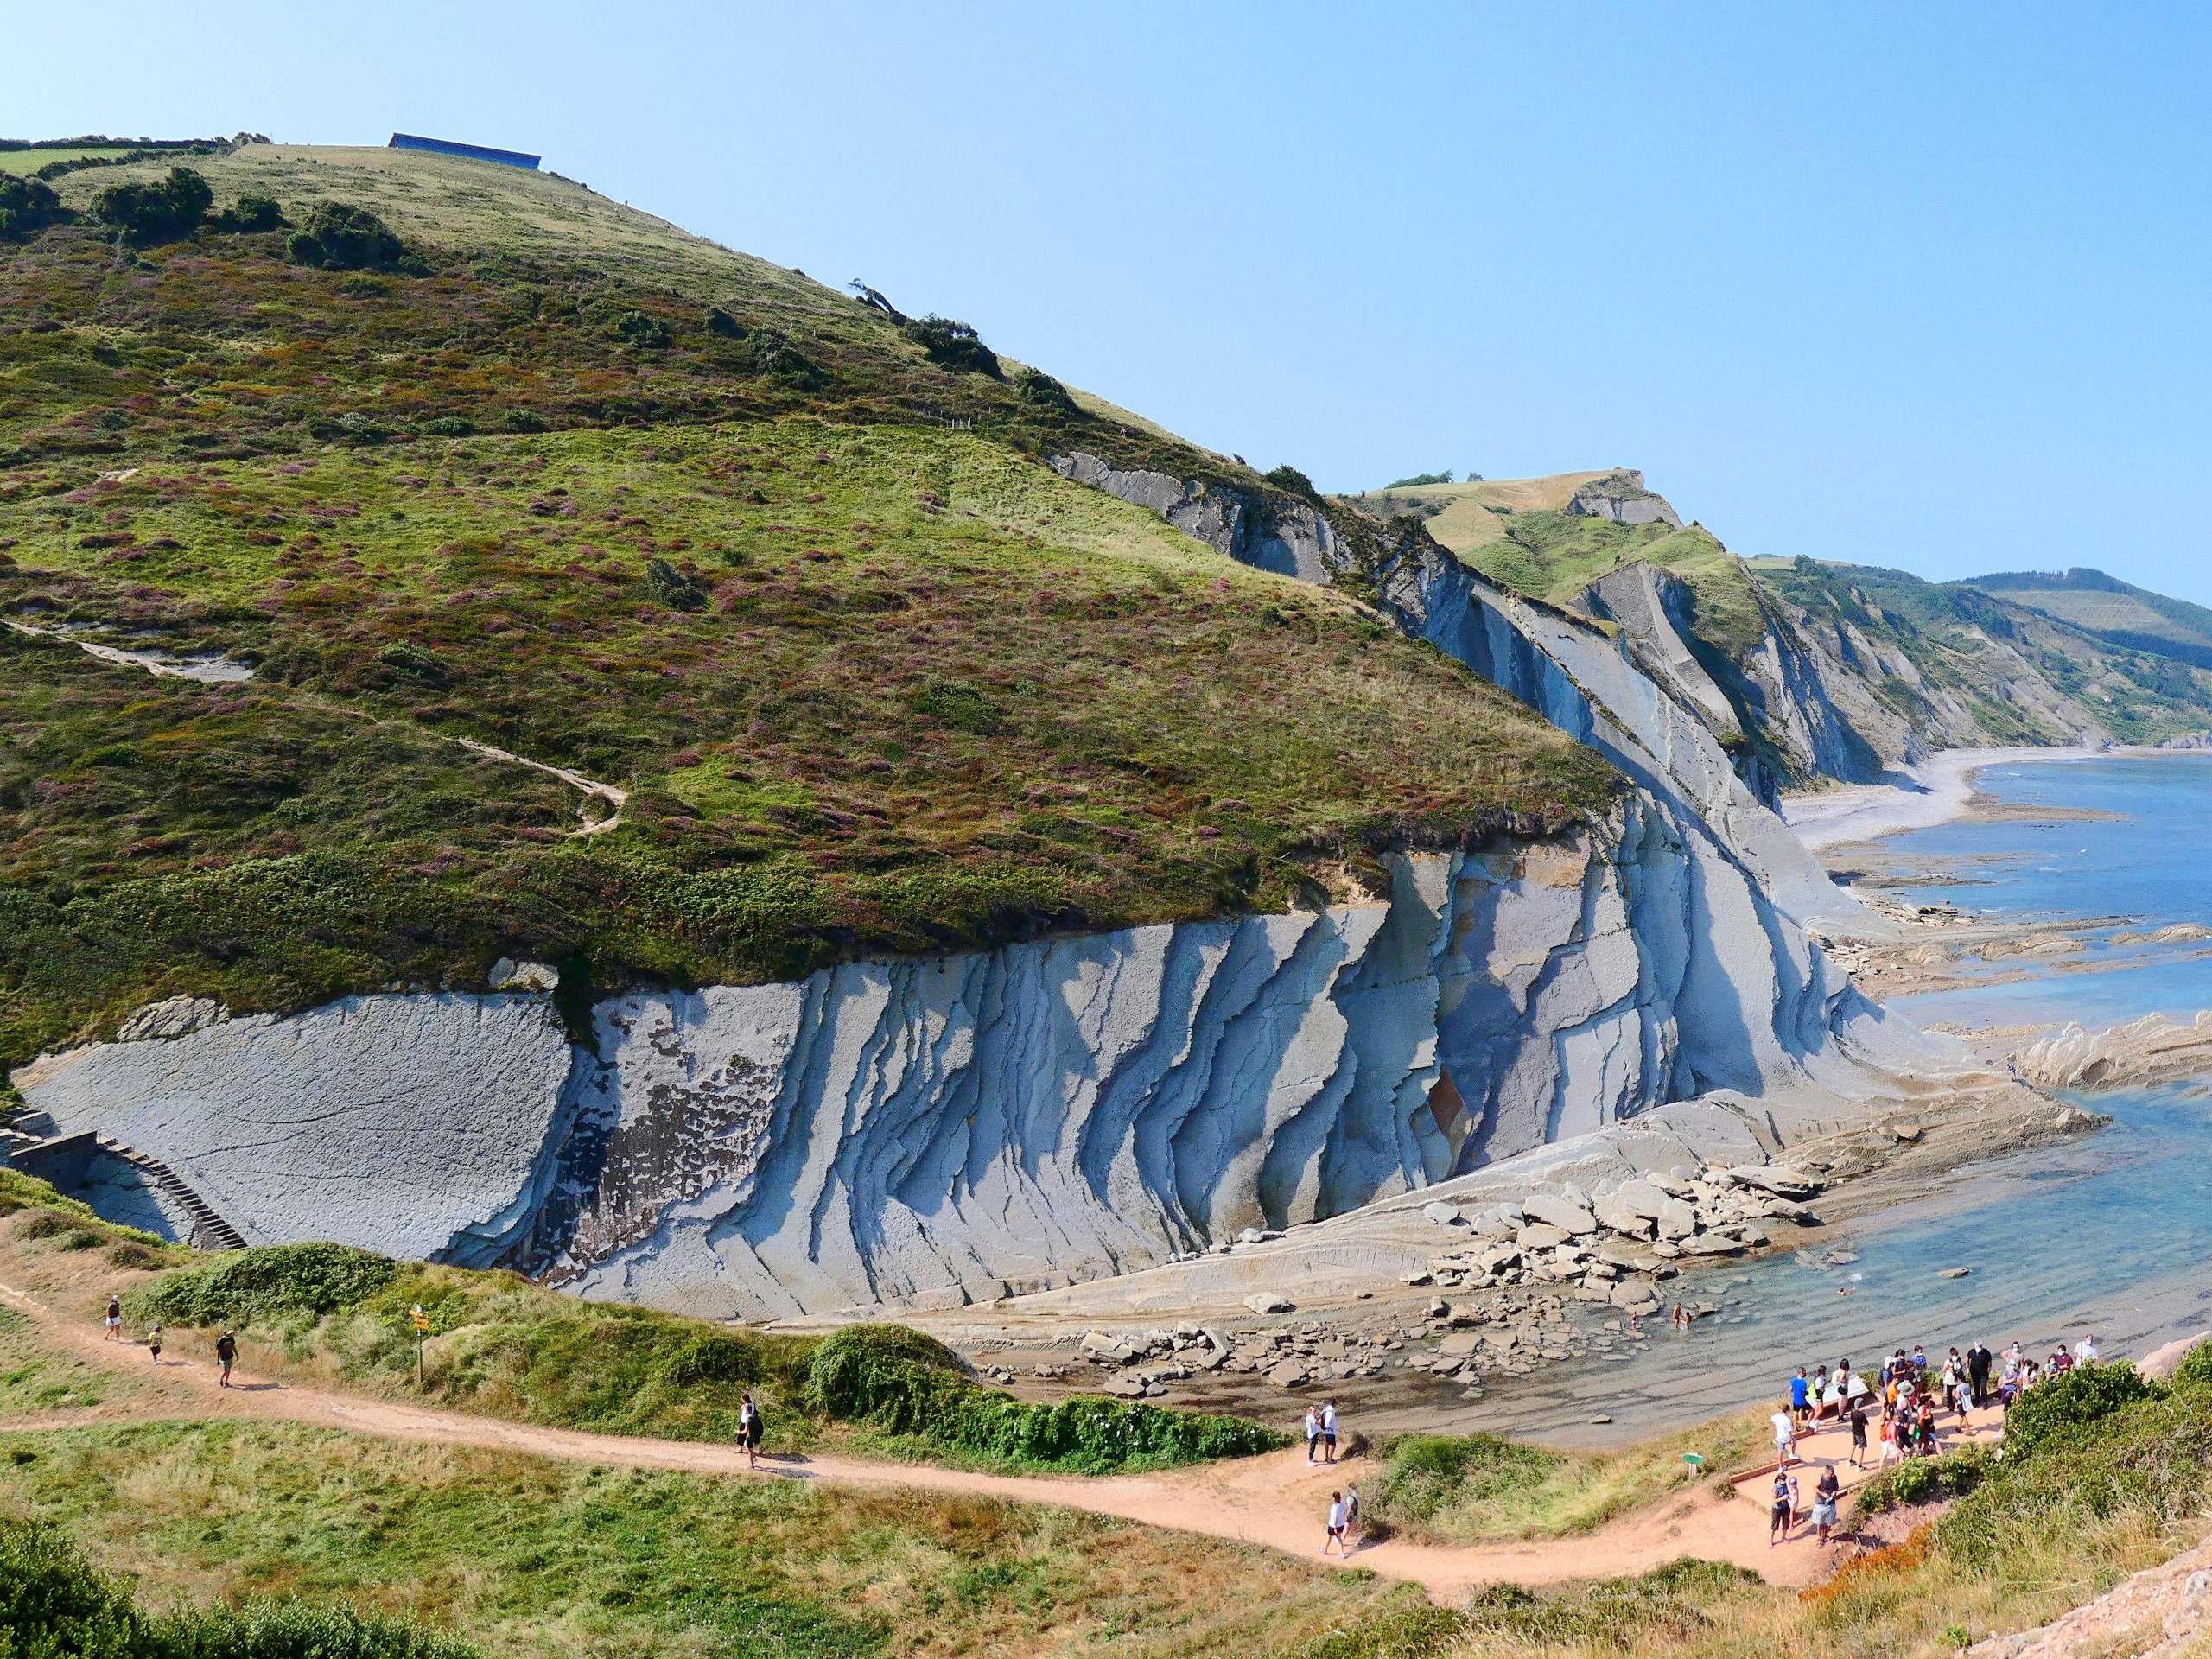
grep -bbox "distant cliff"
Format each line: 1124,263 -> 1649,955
1342,472 -> 2212,798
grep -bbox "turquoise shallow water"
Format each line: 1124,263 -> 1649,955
1471,753 -> 2212,1446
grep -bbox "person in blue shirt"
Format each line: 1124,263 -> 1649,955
1789,1366 -> 1811,1427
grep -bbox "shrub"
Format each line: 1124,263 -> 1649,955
287,202 -> 408,271
2004,1363 -> 2162,1459
900,315 -> 1001,378
87,165 -> 213,244
418,416 -> 475,438
743,329 -> 823,390
157,1597 -> 475,1658
1265,464 -> 1320,501
704,305 -> 743,338
2170,1339 -> 2212,1395
1386,471 -> 1455,488
1370,1432 -> 1562,1529
805,1323 -> 1282,1473
908,676 -> 1001,734
1851,1446 -> 1990,1516
0,172 -> 63,240
502,409 -> 547,434
613,310 -> 671,349
0,1516 -> 474,1659
214,194 -> 285,232
0,1519 -> 142,1656
643,558 -> 706,611
1013,366 -> 1080,416
137,1242 -> 400,1327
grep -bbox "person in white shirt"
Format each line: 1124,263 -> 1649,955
1770,1406 -> 1797,1466
1322,1492 -> 1348,1555
2075,1334 -> 2100,1365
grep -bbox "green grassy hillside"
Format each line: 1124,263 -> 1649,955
0,143 -> 1618,1067
1963,567 -> 2212,671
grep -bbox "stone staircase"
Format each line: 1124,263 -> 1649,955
92,1135 -> 247,1250
1,1120 -> 245,1251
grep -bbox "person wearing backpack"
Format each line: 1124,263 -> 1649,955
739,1392 -> 765,1470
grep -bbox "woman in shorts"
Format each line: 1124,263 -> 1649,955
1322,1492 -> 1348,1556
104,1297 -> 122,1342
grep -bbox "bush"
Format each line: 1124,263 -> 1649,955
643,558 -> 706,611
137,1242 -> 400,1327
1265,464 -> 1321,501
742,329 -> 823,390
0,172 -> 63,240
287,202 -> 408,271
1370,1432 -> 1562,1529
417,416 -> 475,438
87,166 -> 213,244
806,1324 -> 1283,1473
1013,366 -> 1080,416
704,305 -> 743,338
1852,1446 -> 1990,1516
502,409 -> 547,434
0,1516 -> 472,1659
613,310 -> 670,349
2170,1339 -> 2212,1395
214,194 -> 285,233
157,1597 -> 475,1659
2005,1363 -> 2162,1459
0,1518 -> 141,1656
900,315 -> 1001,378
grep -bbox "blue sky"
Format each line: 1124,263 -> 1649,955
15,3 -> 2212,600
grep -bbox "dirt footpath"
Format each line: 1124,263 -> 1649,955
0,1271 -> 1854,1597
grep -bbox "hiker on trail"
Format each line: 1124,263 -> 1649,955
1847,1400 -> 1870,1469
1304,1407 -> 1322,1465
1322,1491 -> 1348,1556
1811,1466 -> 1843,1546
104,1298 -> 121,1342
146,1323 -> 162,1366
1789,1367 -> 1811,1428
738,1393 -> 763,1471
1343,1483 -> 1363,1550
215,1328 -> 237,1388
1320,1399 -> 1340,1465
1770,1403 -> 1797,1467
1768,1467 -> 1801,1547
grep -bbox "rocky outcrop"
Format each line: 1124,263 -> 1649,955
1048,454 -> 1337,584
14,994 -> 580,1263
1567,470 -> 1681,528
2013,1012 -> 2212,1090
1970,1533 -> 2212,1659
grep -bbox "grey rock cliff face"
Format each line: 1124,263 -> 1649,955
15,995 -> 579,1263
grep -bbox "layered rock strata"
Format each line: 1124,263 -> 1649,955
2013,1011 -> 2212,1090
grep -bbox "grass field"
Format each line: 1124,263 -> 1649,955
0,148 -> 1619,1067
0,1418 -> 1421,1659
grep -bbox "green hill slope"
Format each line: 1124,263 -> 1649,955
0,143 -> 1615,1067
1962,567 -> 2212,671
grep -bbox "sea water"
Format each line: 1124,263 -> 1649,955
1467,753 -> 2212,1446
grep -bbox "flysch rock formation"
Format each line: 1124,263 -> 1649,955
9,461 -> 1988,1319
14,995 -> 580,1263
2013,1011 -> 2212,1090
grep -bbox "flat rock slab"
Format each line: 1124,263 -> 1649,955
14,992 -> 574,1262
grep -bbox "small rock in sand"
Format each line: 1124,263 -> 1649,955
1938,1267 -> 1973,1279
1244,1292 -> 1294,1315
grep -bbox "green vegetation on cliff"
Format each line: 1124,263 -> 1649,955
0,145 -> 1618,1067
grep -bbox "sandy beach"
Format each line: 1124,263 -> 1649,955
1782,747 -> 2108,850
